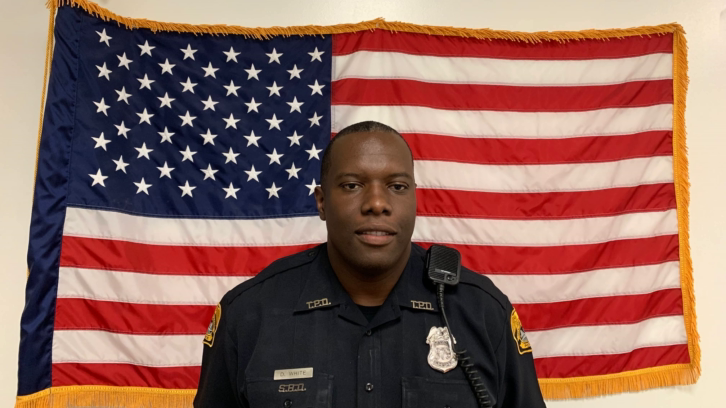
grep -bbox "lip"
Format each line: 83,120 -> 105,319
355,225 -> 397,246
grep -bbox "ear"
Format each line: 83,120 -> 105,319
313,186 -> 325,221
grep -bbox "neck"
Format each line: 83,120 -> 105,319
327,243 -> 411,307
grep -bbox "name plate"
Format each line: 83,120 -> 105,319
274,367 -> 313,380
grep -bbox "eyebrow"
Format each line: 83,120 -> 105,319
334,172 -> 413,180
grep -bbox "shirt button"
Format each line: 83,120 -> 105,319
365,383 -> 374,392
365,330 -> 372,336
283,399 -> 292,408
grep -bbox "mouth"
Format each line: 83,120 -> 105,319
355,227 -> 397,246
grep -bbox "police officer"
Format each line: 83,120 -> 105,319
194,121 -> 546,408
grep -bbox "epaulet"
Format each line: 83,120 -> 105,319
458,267 -> 511,311
223,244 -> 322,305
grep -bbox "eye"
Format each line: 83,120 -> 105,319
389,183 -> 409,192
341,182 -> 361,191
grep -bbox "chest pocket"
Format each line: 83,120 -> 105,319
245,373 -> 333,408
402,377 -> 481,408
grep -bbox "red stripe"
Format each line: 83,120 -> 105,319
415,235 -> 679,274
534,344 -> 690,378
52,363 -> 200,389
515,289 -> 683,331
55,298 -> 214,334
333,30 -> 673,59
60,237 -> 316,276
332,79 -> 673,112
416,184 -> 676,219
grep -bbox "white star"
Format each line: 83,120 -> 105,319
287,130 -> 303,146
266,148 -> 284,165
308,47 -> 325,62
308,112 -> 323,127
200,128 -> 217,145
92,132 -> 111,151
224,47 -> 240,62
136,108 -> 154,125
96,62 -> 112,80
179,110 -> 197,127
117,53 -> 133,69
179,181 -> 197,197
223,147 -> 240,164
115,121 -> 130,138
180,77 -> 197,93
245,165 -> 262,182
306,144 -> 322,160
135,142 -> 153,159
266,113 -> 283,130
266,182 -> 282,199
287,97 -> 303,113
224,113 -> 240,129
309,79 -> 325,96
245,97 -> 261,113
158,92 -> 175,108
201,95 -> 219,111
180,145 -> 197,162
137,74 -> 155,90
138,40 -> 155,56
245,64 -> 261,80
287,64 -> 304,79
201,164 -> 219,180
286,163 -> 302,179
159,58 -> 175,75
113,155 -> 129,173
134,178 -> 152,195
202,62 -> 219,78
157,161 -> 175,178
94,98 -> 110,116
96,29 -> 112,46
224,80 -> 240,96
305,179 -> 319,195
181,44 -> 197,60
115,87 -> 132,104
158,127 -> 175,144
243,130 -> 261,147
266,81 -> 283,97
266,48 -> 283,64
89,169 -> 108,187
223,182 -> 240,199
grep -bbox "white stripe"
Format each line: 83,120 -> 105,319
64,208 -> 327,246
414,209 -> 678,247
487,261 -> 681,303
331,104 -> 672,138
333,51 -> 672,86
65,207 -> 677,247
57,267 -> 250,305
528,315 -> 687,358
53,330 -> 203,366
414,156 -> 674,193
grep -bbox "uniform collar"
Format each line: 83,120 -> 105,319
293,243 -> 439,316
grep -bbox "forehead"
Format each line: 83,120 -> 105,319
329,131 -> 413,175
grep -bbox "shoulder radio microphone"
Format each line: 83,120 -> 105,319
425,244 -> 493,408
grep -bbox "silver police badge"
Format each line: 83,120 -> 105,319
426,326 -> 458,373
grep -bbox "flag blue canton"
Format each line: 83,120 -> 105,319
68,20 -> 332,218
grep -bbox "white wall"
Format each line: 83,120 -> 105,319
1,0 -> 724,406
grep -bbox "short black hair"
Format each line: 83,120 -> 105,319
320,121 -> 412,188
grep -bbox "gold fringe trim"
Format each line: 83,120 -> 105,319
15,386 -> 196,408
31,0 -> 699,402
51,0 -> 680,42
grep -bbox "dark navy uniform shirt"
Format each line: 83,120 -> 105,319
194,243 -> 546,408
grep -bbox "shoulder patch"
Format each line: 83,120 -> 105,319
510,309 -> 532,355
203,303 -> 222,347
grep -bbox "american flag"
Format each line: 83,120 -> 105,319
18,3 -> 696,404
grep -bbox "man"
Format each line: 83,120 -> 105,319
194,121 -> 546,408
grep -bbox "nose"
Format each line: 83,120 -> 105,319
361,183 -> 392,216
